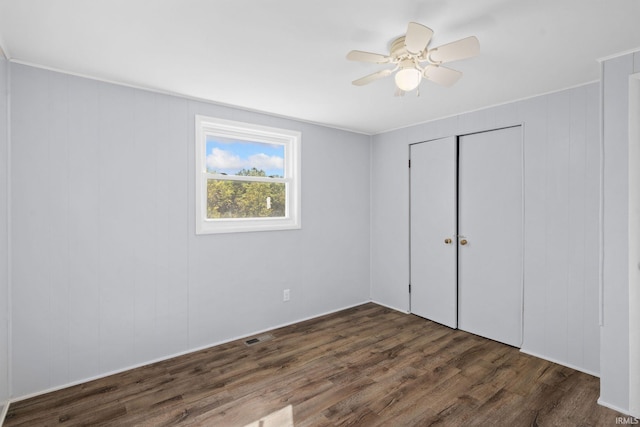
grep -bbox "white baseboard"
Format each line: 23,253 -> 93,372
10,300 -> 371,403
519,348 -> 600,377
0,401 -> 9,427
597,398 -> 632,416
369,299 -> 409,314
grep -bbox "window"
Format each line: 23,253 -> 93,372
195,115 -> 301,234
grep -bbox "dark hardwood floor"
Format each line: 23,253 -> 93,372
4,303 -> 627,426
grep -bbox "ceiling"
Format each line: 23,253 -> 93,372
0,0 -> 639,135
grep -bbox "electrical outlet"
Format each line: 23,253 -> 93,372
283,289 -> 290,302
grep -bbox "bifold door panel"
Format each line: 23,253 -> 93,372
410,127 -> 523,348
457,127 -> 523,347
410,136 -> 457,328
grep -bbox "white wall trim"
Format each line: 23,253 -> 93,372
597,398 -> 633,416
9,300 -> 371,403
4,58 -> 11,406
0,402 -> 9,426
368,136 -> 374,301
6,59 -> 370,136
599,61 -> 606,326
597,48 -> 640,64
6,59 -> 604,138
519,348 -> 600,378
370,299 -> 410,314
600,49 -> 634,413
0,33 -> 9,61
375,81 -> 600,136
628,72 -> 640,418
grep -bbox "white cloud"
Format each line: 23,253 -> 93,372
207,148 -> 283,173
207,147 -> 244,171
248,153 -> 284,171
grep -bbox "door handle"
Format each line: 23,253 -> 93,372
460,239 -> 468,246
444,238 -> 452,244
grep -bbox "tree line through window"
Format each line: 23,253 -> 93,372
207,169 -> 286,218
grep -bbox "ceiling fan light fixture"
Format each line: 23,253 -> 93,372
395,67 -> 422,92
347,22 -> 479,93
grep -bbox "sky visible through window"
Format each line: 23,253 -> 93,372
206,136 -> 285,177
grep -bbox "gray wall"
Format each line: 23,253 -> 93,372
371,83 -> 601,375
9,63 -> 371,398
600,50 -> 640,413
0,54 -> 10,411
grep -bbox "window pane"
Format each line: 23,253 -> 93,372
207,179 -> 286,219
206,136 -> 285,178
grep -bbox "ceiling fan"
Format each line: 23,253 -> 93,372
347,22 -> 480,95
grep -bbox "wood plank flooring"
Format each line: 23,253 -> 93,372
4,303 -> 627,426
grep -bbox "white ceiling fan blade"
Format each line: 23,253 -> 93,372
352,69 -> 393,86
405,22 -> 434,55
423,65 -> 462,87
346,50 -> 390,63
428,36 -> 480,63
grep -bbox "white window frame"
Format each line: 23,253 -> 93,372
195,115 -> 301,234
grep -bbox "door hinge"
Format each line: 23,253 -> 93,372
408,159 -> 411,168
409,284 -> 412,293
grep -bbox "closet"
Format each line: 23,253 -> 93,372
409,126 -> 523,347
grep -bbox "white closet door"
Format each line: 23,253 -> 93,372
410,137 -> 457,328
458,126 -> 523,347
